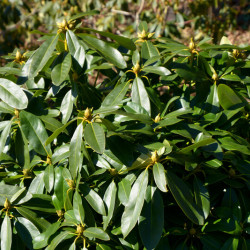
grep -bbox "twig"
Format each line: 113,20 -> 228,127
135,0 -> 145,30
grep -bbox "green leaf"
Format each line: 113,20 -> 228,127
66,30 -> 85,67
141,41 -> 159,59
69,10 -> 100,22
83,227 -> 110,241
69,123 -> 83,179
102,81 -> 130,107
28,173 -> 45,194
0,121 -> 11,154
16,207 -> 50,232
166,171 -> 204,225
78,34 -> 127,69
0,78 -> 28,109
80,184 -> 106,215
103,180 -> 117,230
1,214 -> 12,250
25,34 -> 59,78
193,177 -> 210,219
118,178 -> 131,206
121,168 -> 149,238
139,186 -> 164,249
0,183 -> 21,206
15,217 -> 40,250
46,231 -> 74,250
44,165 -> 54,193
73,191 -> 85,224
33,221 -> 61,249
221,238 -> 238,250
60,89 -> 74,124
153,163 -> 168,192
218,84 -> 244,110
51,52 -> 71,86
142,66 -> 171,76
84,123 -> 105,154
82,28 -> 136,50
132,77 -> 151,115
20,111 -> 51,156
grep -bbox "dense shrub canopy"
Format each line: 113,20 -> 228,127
0,10 -> 250,250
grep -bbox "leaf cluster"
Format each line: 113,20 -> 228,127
0,17 -> 250,250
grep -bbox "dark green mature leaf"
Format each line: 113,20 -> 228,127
121,168 -> 149,238
46,231 -> 74,250
102,81 -> 130,107
141,41 -> 159,59
153,163 -> 168,192
16,207 -> 50,232
166,171 -> 204,225
139,186 -> 164,249
0,184 -> 21,206
193,177 -> 210,219
142,66 -> 171,76
0,120 -> 11,154
33,221 -> 61,249
118,178 -> 131,206
132,77 -> 151,115
25,34 -> 59,78
73,191 -> 85,224
44,165 -> 54,193
103,180 -> 117,230
0,78 -> 28,109
20,111 -> 51,156
51,52 -> 71,85
60,89 -> 74,124
84,123 -> 105,154
69,123 -> 83,179
78,34 -> 127,69
1,214 -> 12,250
15,217 -> 40,250
66,30 -> 85,67
84,227 -> 110,241
80,184 -> 106,215
82,28 -> 136,50
218,84 -> 244,110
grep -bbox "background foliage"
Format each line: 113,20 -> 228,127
0,1 -> 250,250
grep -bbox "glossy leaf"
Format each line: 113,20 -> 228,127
84,122 -> 105,154
51,52 -> 71,86
69,123 -> 83,179
153,162 -> 168,192
80,184 -> 106,215
20,111 -> 51,156
1,214 -> 12,250
25,34 -> 59,78
0,78 -> 28,109
121,168 -> 149,237
132,77 -> 151,115
78,34 -> 127,69
166,171 -> 204,225
103,180 -> 117,230
139,186 -> 164,249
83,227 -> 110,241
73,191 -> 85,224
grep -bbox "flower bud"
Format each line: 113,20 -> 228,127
154,114 -> 161,123
151,150 -> 159,164
4,198 -> 11,210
